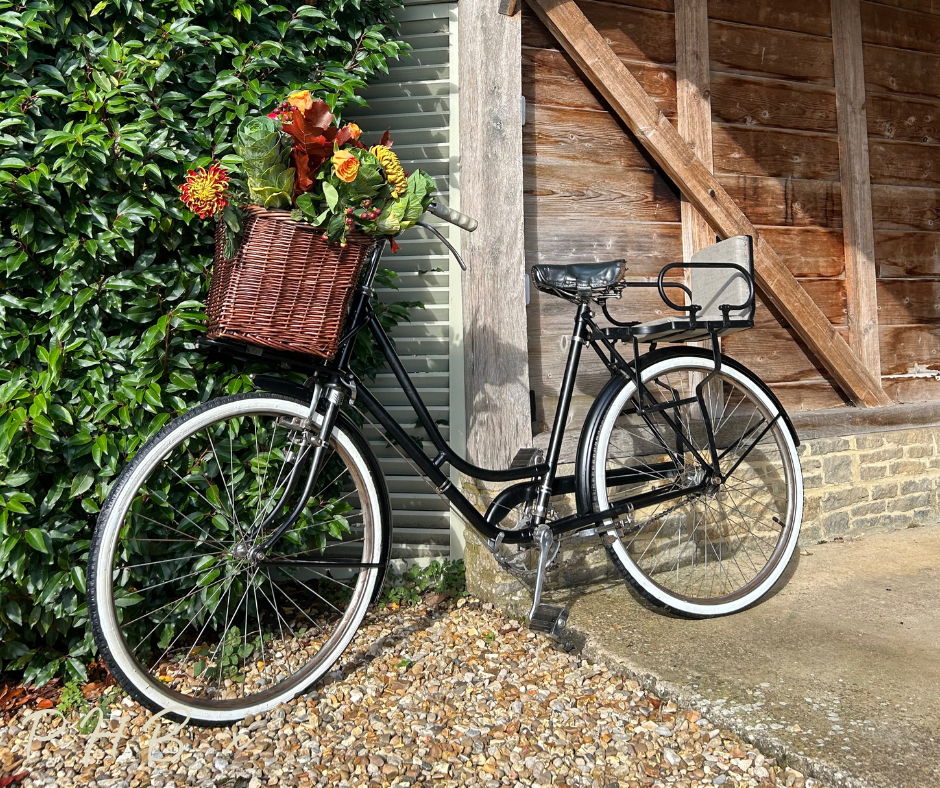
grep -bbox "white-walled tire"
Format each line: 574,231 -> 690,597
590,355 -> 803,617
88,393 -> 386,726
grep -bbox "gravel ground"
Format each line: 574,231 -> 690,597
0,597 -> 823,788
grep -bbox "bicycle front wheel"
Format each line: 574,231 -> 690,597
88,392 -> 387,725
587,353 -> 802,617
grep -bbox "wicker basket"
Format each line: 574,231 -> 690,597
206,206 -> 375,359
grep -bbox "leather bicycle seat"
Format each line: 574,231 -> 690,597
531,260 -> 627,300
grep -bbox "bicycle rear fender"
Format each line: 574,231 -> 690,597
251,375 -> 394,605
573,346 -> 800,517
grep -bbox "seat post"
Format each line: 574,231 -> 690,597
532,300 -> 591,522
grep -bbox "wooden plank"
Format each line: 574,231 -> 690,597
833,0 -> 883,381
863,43 -> 940,98
526,0 -> 892,406
879,325 -> 940,374
867,0 -> 940,14
722,328 -> 850,383
717,174 -> 843,228
876,279 -> 940,323
875,230 -> 940,275
522,46 -> 678,116
871,183 -> 940,230
592,0 -> 674,11
867,92 -> 940,144
523,159 -> 681,223
712,125 -> 841,181
710,73 -> 838,134
676,0 -> 714,258
709,20 -> 835,86
753,282 -> 847,327
523,103 -> 663,170
523,221 -> 683,270
707,0 -> 833,37
861,0 -> 940,54
458,0 -> 531,467
869,139 -> 940,187
522,2 -> 676,65
882,376 -> 940,404
760,227 -> 846,277
498,0 -> 520,16
770,381 -> 851,412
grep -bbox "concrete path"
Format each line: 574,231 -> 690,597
559,525 -> 940,788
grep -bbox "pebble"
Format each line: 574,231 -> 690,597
0,598 -> 825,788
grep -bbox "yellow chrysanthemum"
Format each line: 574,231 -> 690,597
370,145 -> 408,197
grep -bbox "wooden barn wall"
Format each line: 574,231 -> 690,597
703,0 -> 849,412
523,0 -> 940,425
861,0 -> 940,402
523,0 -> 684,430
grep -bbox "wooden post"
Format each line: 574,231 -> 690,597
675,0 -> 714,259
458,0 -> 532,467
831,0 -> 884,386
525,0 -> 892,408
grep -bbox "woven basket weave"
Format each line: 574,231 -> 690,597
206,206 -> 374,359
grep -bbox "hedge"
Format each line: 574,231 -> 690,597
0,0 -> 408,685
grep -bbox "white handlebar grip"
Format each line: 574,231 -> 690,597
428,202 -> 479,232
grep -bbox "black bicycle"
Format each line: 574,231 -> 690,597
87,206 -> 803,725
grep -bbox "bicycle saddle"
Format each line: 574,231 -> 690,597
531,260 -> 627,300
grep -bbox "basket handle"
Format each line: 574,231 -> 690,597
426,201 -> 478,232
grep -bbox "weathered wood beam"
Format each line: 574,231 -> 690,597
675,0 -> 714,258
498,0 -> 520,16
525,0 -> 892,407
459,0 -> 533,467
831,0 -> 884,385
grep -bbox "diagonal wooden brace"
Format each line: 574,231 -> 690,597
526,0 -> 891,408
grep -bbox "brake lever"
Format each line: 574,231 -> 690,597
415,221 -> 467,271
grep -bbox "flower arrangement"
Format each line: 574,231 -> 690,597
179,90 -> 436,249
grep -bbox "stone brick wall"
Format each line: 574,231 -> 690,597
799,427 -> 940,544
461,424 -> 940,611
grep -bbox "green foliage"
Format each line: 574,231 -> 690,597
0,0 -> 408,685
192,626 -> 266,682
56,679 -> 124,732
379,559 -> 467,607
56,678 -> 84,714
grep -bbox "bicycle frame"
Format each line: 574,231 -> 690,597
205,236 -> 725,553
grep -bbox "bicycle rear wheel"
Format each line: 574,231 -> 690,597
587,353 -> 802,617
88,392 -> 387,725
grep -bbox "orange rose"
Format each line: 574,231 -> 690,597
287,90 -> 314,113
332,149 -> 360,183
346,123 -> 362,140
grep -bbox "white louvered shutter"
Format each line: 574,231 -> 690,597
355,0 -> 464,568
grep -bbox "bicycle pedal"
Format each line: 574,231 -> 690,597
529,604 -> 569,637
509,447 -> 544,470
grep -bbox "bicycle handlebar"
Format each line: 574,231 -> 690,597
426,201 -> 478,232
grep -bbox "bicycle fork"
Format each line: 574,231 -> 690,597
242,382 -> 345,559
